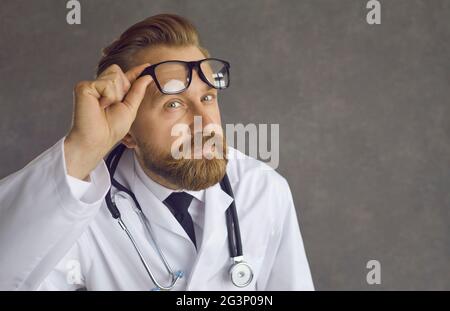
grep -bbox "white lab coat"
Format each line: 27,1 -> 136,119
0,137 -> 314,291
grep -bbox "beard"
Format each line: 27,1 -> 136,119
136,133 -> 228,191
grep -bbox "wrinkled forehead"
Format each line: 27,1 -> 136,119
132,44 -> 207,67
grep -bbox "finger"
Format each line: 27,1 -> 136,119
99,87 -> 118,109
98,64 -> 123,79
117,70 -> 131,94
105,71 -> 134,105
93,79 -> 121,108
101,72 -> 129,98
110,74 -> 127,103
121,75 -> 153,114
102,70 -> 130,89
124,63 -> 151,84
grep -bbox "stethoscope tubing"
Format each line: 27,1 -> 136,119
103,143 -> 247,289
105,144 -> 243,256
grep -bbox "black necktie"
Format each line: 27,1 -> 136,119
163,191 -> 196,248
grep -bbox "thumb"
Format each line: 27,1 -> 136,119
122,75 -> 153,114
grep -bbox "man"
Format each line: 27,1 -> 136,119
0,13 -> 314,290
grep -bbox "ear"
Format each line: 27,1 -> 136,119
121,132 -> 138,149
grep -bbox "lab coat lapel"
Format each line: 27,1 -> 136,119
201,183 -> 234,249
187,182 -> 234,290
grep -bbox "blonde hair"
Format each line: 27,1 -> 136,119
96,13 -> 210,77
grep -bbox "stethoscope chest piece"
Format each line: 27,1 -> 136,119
229,259 -> 253,288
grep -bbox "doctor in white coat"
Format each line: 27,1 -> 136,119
0,13 -> 314,291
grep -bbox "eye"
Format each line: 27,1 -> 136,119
165,101 -> 183,109
202,94 -> 216,103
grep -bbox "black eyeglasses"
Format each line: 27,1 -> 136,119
138,58 -> 231,95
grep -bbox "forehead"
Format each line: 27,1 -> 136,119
132,44 -> 206,66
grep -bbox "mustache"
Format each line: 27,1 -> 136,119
182,129 -> 224,143
137,127 -> 229,190
177,131 -> 226,148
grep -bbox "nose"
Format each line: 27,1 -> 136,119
185,68 -> 216,130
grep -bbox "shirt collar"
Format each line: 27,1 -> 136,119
133,151 -> 205,203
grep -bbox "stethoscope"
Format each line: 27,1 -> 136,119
104,144 -> 254,290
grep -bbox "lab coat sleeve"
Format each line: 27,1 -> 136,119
0,137 -> 110,290
257,178 -> 315,291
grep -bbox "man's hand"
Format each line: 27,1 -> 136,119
64,63 -> 153,180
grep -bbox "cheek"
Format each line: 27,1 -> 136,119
133,113 -> 180,151
209,100 -> 222,118
210,106 -> 222,126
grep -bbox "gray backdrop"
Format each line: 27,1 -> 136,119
1,0 -> 449,290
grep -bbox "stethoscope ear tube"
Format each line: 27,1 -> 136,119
105,190 -> 120,219
220,174 -> 243,257
104,144 -> 127,219
221,174 -> 254,287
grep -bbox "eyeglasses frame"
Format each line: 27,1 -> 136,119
138,58 -> 231,95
